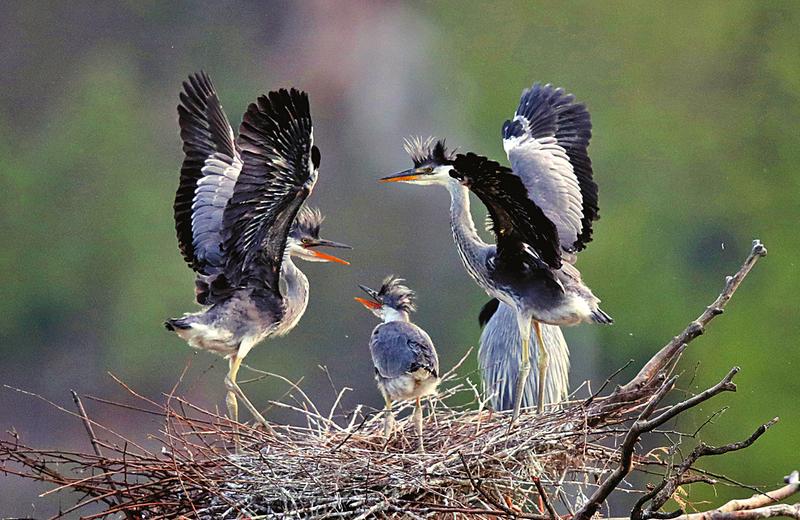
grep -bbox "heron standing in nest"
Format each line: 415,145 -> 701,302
355,277 -> 439,451
382,83 -> 610,422
165,72 -> 350,428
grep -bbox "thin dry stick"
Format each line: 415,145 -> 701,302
617,240 -> 766,399
574,368 -> 740,520
70,390 -> 136,520
638,418 -> 780,518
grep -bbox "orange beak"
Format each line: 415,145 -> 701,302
380,168 -> 423,183
354,297 -> 381,310
380,174 -> 421,183
308,249 -> 349,265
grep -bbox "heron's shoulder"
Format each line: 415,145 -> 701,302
373,320 -> 427,339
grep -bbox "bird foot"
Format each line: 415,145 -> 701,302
224,376 -> 273,434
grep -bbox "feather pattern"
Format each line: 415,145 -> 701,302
502,83 -> 597,254
222,88 -> 317,292
370,321 -> 439,380
176,71 -> 241,274
477,299 -> 570,410
449,152 -> 561,270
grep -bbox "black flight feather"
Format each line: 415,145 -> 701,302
478,298 -> 501,328
222,88 -> 315,292
449,152 -> 561,270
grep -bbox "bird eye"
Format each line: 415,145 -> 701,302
424,167 -> 433,173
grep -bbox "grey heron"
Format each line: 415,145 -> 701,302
382,83 -> 610,421
355,276 -> 439,451
478,298 -> 570,411
165,72 -> 350,427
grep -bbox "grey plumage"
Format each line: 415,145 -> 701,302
357,276 -> 439,446
370,320 -> 439,402
382,81 -> 610,420
503,83 -> 597,254
166,72 -> 349,427
478,299 -> 570,410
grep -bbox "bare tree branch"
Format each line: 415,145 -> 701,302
639,419 -> 780,517
613,240 -> 766,402
575,369 -> 740,520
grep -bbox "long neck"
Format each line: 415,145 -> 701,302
447,181 -> 489,275
276,256 -> 309,334
382,307 -> 410,323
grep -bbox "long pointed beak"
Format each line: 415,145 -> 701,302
380,168 -> 422,183
307,249 -> 349,265
358,284 -> 379,299
314,238 -> 352,249
354,297 -> 381,310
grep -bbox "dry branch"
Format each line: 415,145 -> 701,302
1,240 -> 789,519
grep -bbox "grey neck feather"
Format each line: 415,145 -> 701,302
447,180 -> 490,279
275,255 -> 309,335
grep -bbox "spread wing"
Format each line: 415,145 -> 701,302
502,83 -> 597,255
370,321 -> 439,379
222,88 -> 318,292
451,152 -> 561,270
175,71 -> 241,275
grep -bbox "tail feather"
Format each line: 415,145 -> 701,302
164,317 -> 192,331
591,308 -> 613,325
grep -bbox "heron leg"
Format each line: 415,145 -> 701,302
534,321 -> 548,414
414,396 -> 424,453
224,356 -> 272,432
225,357 -> 241,424
511,315 -> 533,423
383,397 -> 395,439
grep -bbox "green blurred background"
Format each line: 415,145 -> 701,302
1,1 -> 798,516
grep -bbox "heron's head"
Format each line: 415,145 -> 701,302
380,136 -> 455,186
355,276 -> 417,321
287,206 -> 351,264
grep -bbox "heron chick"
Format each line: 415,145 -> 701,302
355,276 -> 439,451
165,72 -> 350,429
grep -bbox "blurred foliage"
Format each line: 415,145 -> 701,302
1,0 -> 798,515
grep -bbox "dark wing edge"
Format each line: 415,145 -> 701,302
176,71 -> 239,274
222,88 -> 316,291
478,298 -> 500,328
512,83 -> 598,251
371,323 -> 439,379
407,331 -> 439,378
451,152 -> 561,269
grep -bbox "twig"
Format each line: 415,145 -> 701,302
574,368 -> 740,520
70,390 -> 136,519
459,452 -> 549,519
639,418 -> 780,517
615,240 -> 766,400
533,476 -> 558,519
584,359 -> 634,406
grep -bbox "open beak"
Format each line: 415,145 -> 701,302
380,168 -> 423,183
355,284 -> 382,309
354,297 -> 381,310
307,249 -> 350,265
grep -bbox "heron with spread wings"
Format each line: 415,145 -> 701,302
165,72 -> 350,427
382,83 -> 611,421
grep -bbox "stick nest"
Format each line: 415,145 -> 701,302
5,240 -> 796,520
